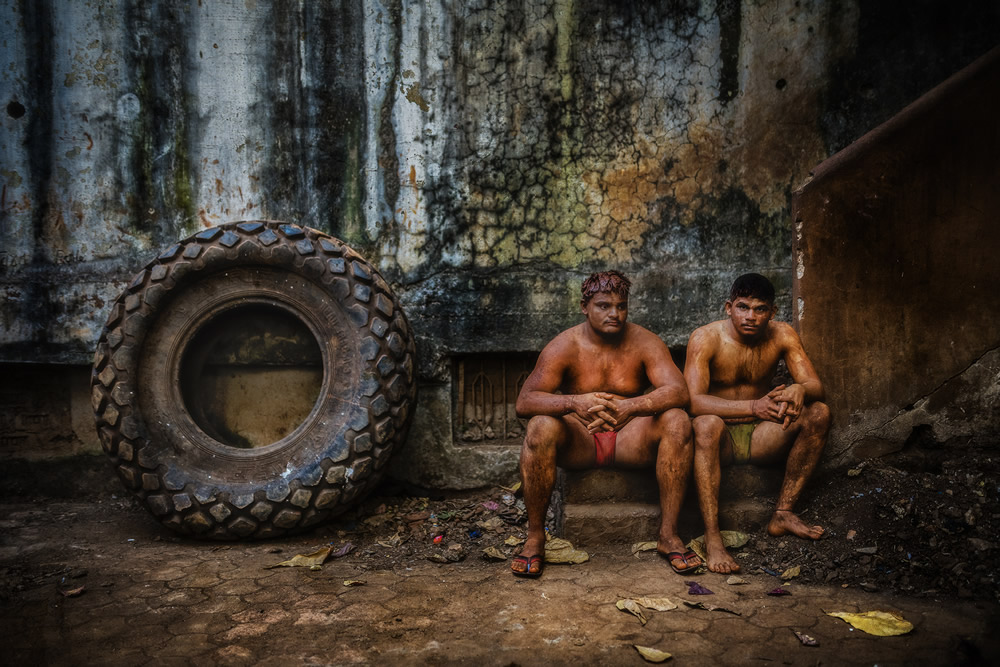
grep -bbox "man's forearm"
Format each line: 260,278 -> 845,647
624,385 -> 689,416
515,392 -> 572,419
689,394 -> 755,419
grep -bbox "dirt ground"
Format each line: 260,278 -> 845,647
2,439 -> 998,606
1,443 -> 998,665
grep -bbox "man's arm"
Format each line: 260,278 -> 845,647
768,324 -> 824,425
684,327 -> 759,420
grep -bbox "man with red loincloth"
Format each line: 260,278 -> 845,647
511,270 -> 701,577
685,273 -> 830,574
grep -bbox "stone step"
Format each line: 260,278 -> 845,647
560,465 -> 784,548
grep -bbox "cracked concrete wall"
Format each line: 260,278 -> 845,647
793,47 -> 1000,466
2,1 -> 998,483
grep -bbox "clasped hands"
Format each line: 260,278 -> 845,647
751,383 -> 805,430
570,392 -> 634,434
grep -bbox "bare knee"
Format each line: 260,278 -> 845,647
523,416 -> 565,456
692,414 -> 725,451
801,402 -> 831,434
655,408 -> 692,446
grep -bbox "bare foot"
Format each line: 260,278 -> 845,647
767,509 -> 824,539
704,532 -> 741,574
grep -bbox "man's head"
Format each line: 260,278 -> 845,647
725,273 -> 776,338
580,270 -> 631,337
581,270 -> 631,307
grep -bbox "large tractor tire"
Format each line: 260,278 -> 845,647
91,221 -> 416,539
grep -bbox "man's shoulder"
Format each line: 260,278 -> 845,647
689,320 -> 727,342
768,320 -> 800,344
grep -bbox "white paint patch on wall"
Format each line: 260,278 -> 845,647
388,0 -> 451,276
190,2 -> 268,226
362,0 -> 394,239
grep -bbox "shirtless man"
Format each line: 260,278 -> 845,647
511,270 -> 700,577
685,273 -> 830,574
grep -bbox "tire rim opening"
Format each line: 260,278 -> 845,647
179,304 -> 323,449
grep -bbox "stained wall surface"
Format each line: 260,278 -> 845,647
793,47 -> 1000,465
2,1 -> 997,485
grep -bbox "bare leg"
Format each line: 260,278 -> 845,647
513,416 -> 565,575
653,409 -> 701,567
765,402 -> 830,539
692,415 -> 741,573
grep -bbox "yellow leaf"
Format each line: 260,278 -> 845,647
827,610 -> 913,636
686,531 -> 749,562
634,645 -> 672,662
616,599 -> 648,625
781,565 -> 801,580
545,538 -> 589,564
265,546 -> 332,569
343,579 -> 366,587
633,596 -> 678,611
631,541 -> 658,556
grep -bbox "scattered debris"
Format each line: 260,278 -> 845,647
792,630 -> 819,646
767,588 -> 791,596
634,645 -> 672,662
781,566 -> 801,581
59,586 -> 85,597
827,610 -> 913,636
726,575 -> 748,585
685,581 -> 713,595
342,580 -> 366,587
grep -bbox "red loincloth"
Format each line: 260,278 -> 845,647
594,431 -> 617,467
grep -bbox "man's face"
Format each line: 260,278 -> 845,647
725,297 -> 775,338
582,291 -> 628,336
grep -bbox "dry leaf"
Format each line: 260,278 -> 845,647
683,600 -> 741,615
616,599 -> 648,625
633,596 -> 678,611
726,575 -> 748,585
266,546 -> 332,569
342,580 -> 366,587
481,547 -> 506,561
545,538 -> 589,564
631,541 -> 658,556
60,586 -> 85,597
827,610 -> 913,636
634,646 -> 672,662
781,565 -> 801,580
504,535 -> 525,547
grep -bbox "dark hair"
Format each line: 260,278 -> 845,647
729,273 -> 775,304
581,270 -> 632,306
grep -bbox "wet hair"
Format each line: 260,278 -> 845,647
581,270 -> 632,306
728,272 -> 775,304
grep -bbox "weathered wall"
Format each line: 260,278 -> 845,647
793,47 -> 1000,465
2,1 -> 998,484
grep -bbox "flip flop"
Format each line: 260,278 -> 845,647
511,554 -> 544,578
661,550 -> 703,575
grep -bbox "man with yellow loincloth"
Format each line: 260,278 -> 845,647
685,273 -> 830,574
511,271 -> 700,577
